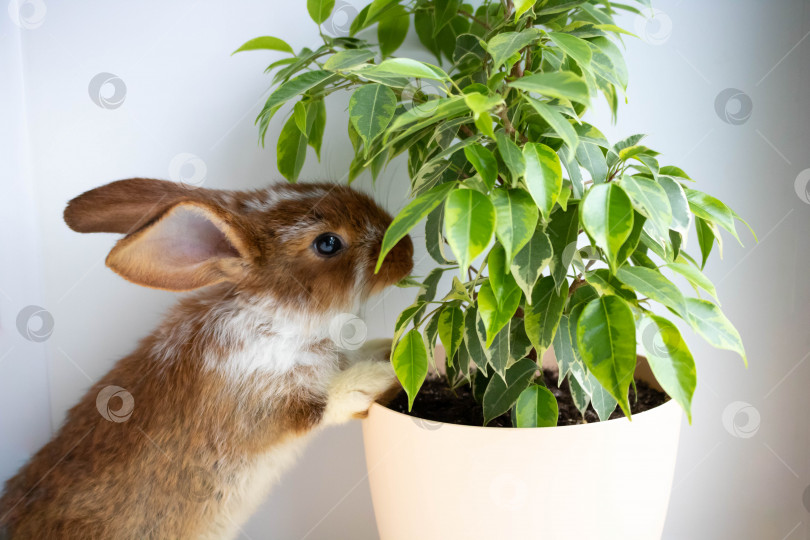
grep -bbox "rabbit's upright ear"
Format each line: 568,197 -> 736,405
105,200 -> 257,291
64,178 -> 212,234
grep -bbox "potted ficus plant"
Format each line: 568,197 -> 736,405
235,0 -> 753,537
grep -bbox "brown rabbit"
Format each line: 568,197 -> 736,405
0,178 -> 413,539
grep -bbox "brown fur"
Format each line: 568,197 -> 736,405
0,179 -> 413,539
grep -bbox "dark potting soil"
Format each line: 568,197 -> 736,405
386,369 -> 669,427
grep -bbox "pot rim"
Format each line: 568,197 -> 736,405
368,396 -> 680,432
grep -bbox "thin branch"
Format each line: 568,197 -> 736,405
457,9 -> 492,30
497,106 -> 528,144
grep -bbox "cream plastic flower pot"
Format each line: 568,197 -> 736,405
362,355 -> 683,540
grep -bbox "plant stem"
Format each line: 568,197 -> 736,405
497,106 -> 528,144
457,9 -> 492,30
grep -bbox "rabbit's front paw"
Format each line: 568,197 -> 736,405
322,360 -> 401,425
340,338 -> 392,367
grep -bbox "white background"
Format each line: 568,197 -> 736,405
1,1 -> 809,539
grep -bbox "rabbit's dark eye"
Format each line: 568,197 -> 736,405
313,233 -> 343,257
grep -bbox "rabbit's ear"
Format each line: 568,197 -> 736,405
105,201 -> 257,291
64,178 -> 213,234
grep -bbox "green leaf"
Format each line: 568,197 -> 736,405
660,165 -> 692,180
639,314 -> 696,423
307,0 -> 335,24
491,189 -> 539,264
482,357 -> 537,425
616,212 -> 646,264
547,32 -> 592,67
323,49 -> 375,71
576,296 -> 636,417
464,306 -> 491,373
510,319 -> 533,365
665,262 -> 718,299
522,142 -> 563,219
575,142 -> 607,183
495,132 -> 525,181
486,29 -> 541,71
424,205 -> 453,265
362,58 -> 450,81
684,188 -> 742,244
392,330 -> 428,411
433,0 -> 460,35
366,0 -> 400,23
438,306 -> 465,365
488,321 -> 511,379
509,71 -> 590,105
423,309 -> 441,370
378,5 -> 410,57
444,189 -> 496,276
464,144 -> 498,189
589,36 -> 629,90
258,70 -> 338,127
568,306 -> 618,421
514,0 -> 535,20
277,114 -> 308,182
515,384 -> 559,427
233,36 -> 294,55
552,314 -> 577,385
305,99 -> 327,160
474,111 -> 496,139
486,245 -> 512,300
619,175 -> 672,238
464,92 -> 505,117
537,0 -> 588,16
376,181 -> 457,272
616,265 -> 688,317
413,6 -> 441,61
580,183 -> 634,273
524,96 -> 579,151
547,203 -> 580,289
443,275 -> 473,303
684,298 -> 746,365
524,276 -> 568,356
586,268 -> 636,301
293,101 -> 308,134
510,227 -> 553,299
587,372 -> 619,421
454,32 -> 486,64
349,84 -> 397,157
478,280 -> 522,347
567,372 -> 591,416
695,216 -> 715,269
658,176 -> 691,234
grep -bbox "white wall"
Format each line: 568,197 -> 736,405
1,1 -> 808,539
